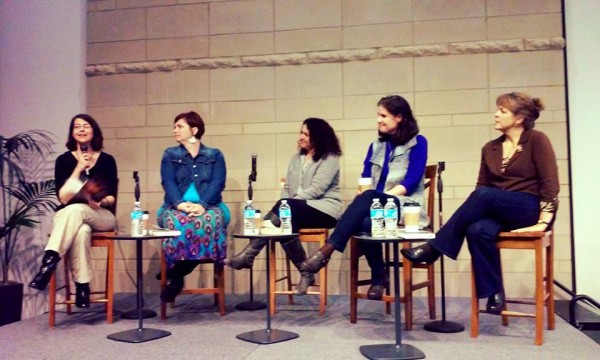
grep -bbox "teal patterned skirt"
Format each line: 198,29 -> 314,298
157,203 -> 230,269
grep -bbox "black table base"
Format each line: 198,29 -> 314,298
237,329 -> 299,344
359,343 -> 425,360
121,309 -> 157,319
423,319 -> 465,333
108,328 -> 171,343
235,300 -> 267,311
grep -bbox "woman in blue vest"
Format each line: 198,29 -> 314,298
301,95 -> 428,300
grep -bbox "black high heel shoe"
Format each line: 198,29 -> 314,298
485,291 -> 506,314
160,276 -> 184,303
400,243 -> 441,264
28,251 -> 61,291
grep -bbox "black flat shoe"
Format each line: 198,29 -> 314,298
75,283 -> 90,308
400,243 -> 441,264
367,284 -> 386,300
486,291 -> 505,314
160,276 -> 184,303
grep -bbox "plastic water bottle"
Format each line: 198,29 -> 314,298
384,198 -> 399,237
370,198 -> 385,238
130,201 -> 144,236
279,200 -> 292,235
243,200 -> 258,235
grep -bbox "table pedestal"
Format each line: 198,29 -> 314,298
106,234 -> 172,343
354,237 -> 425,360
233,234 -> 299,345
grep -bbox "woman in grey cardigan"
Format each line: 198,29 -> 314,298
225,118 -> 342,294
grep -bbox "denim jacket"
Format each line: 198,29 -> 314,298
160,143 -> 226,209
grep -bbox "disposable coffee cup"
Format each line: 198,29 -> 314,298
403,203 -> 420,232
358,177 -> 372,193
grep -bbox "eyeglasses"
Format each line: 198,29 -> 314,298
74,124 -> 91,130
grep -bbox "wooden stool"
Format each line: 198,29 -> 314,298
349,164 -> 438,331
160,250 -> 226,318
48,231 -> 115,327
470,230 -> 555,345
269,228 -> 329,315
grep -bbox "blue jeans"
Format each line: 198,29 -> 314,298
430,187 -> 540,298
327,190 -> 400,285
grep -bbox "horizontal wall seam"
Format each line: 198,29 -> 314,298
86,37 -> 565,77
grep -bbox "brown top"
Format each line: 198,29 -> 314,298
477,129 -> 559,215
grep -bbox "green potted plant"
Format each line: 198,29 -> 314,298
1,130 -> 57,326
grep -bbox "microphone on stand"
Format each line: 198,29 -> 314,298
248,154 -> 257,201
81,145 -> 90,176
424,161 -> 464,333
249,153 -> 257,182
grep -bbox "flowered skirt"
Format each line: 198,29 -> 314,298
157,203 -> 230,269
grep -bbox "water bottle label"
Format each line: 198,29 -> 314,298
385,209 -> 398,219
370,209 -> 384,218
279,209 -> 291,218
244,209 -> 256,218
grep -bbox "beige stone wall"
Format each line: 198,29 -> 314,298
86,0 -> 570,301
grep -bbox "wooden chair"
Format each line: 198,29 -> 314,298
470,230 -> 555,345
48,180 -> 119,329
48,230 -> 116,327
159,251 -> 226,318
350,164 -> 437,330
269,228 -> 329,315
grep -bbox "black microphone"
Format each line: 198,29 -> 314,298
133,171 -> 140,202
249,153 -> 257,182
81,145 -> 90,176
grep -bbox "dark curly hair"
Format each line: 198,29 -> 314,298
65,114 -> 104,151
377,95 -> 419,146
300,117 -> 342,161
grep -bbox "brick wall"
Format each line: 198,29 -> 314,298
85,0 -> 570,299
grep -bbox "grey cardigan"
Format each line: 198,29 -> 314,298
281,153 -> 342,220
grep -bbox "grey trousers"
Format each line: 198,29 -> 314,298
45,203 -> 116,283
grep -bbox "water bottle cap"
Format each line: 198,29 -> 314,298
282,199 -> 287,204
386,198 -> 394,202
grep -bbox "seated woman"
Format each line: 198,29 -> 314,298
29,114 -> 118,309
225,117 -> 342,295
402,92 -> 559,313
158,111 -> 230,302
301,95 -> 428,300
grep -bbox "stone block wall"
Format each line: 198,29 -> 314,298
86,0 -> 570,301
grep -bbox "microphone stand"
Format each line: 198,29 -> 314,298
235,163 -> 266,311
424,162 -> 464,333
122,171 -> 158,319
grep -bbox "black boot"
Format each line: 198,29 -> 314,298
29,250 -> 61,291
282,238 -> 315,295
75,282 -> 91,308
400,242 -> 441,264
224,238 -> 268,270
159,261 -> 198,303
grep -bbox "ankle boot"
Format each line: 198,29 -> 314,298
29,250 -> 61,291
300,242 -> 335,274
282,238 -> 315,295
224,238 -> 268,270
75,282 -> 91,308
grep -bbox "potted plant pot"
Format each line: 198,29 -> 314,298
0,281 -> 23,326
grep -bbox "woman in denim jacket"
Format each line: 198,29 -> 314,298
157,111 -> 230,302
301,95 -> 428,300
